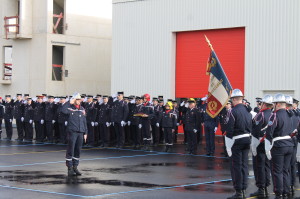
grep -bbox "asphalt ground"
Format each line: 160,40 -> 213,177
0,129 -> 299,199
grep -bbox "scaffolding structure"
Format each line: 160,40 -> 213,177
4,16 -> 19,39
53,12 -> 63,34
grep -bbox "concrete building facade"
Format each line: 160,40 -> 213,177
0,0 -> 112,97
112,0 -> 300,104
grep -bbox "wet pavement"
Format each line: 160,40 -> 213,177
0,133 -> 299,199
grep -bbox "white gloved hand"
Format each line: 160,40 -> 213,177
225,136 -> 234,157
127,121 -> 131,126
193,129 -> 197,133
214,127 -> 218,133
185,103 -> 189,108
138,124 -> 142,129
9,119 -> 12,123
32,97 -> 37,102
106,122 -> 110,127
65,121 -> 68,126
41,119 -> 44,124
264,139 -> 273,160
95,122 -> 98,126
121,121 -> 126,127
113,98 -> 117,102
177,123 -> 180,126
91,122 -> 95,127
180,101 -> 185,106
156,123 -> 159,127
266,151 -> 272,160
21,117 -> 24,122
29,120 -> 33,124
112,122 -> 114,126
52,120 -> 55,124
296,143 -> 300,162
251,136 -> 260,157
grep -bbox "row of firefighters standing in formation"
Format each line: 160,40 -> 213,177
225,89 -> 300,199
0,92 -> 225,155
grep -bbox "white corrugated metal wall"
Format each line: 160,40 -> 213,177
112,0 -> 300,104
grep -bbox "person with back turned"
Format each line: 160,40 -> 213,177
225,89 -> 252,199
250,95 -> 273,198
265,94 -> 294,199
62,93 -> 88,176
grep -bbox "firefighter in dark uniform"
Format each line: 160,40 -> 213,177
185,98 -> 201,155
34,95 -> 45,143
84,95 -> 97,146
285,95 -> 299,195
219,101 -> 231,157
131,97 -> 143,149
179,98 -> 188,144
96,95 -> 111,147
2,95 -> 14,141
161,101 -> 177,152
254,97 -> 262,113
151,97 -> 162,146
44,96 -> 57,143
250,95 -> 273,198
56,96 -> 69,144
111,92 -> 129,148
62,93 -> 87,176
0,97 -> 4,139
126,96 -> 136,146
265,93 -> 294,199
23,98 -> 34,142
140,94 -> 154,151
123,96 -> 132,145
172,100 -> 180,143
202,99 -> 219,156
14,94 -> 24,141
158,98 -> 165,143
225,89 -> 252,199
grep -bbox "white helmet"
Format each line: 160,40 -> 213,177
231,89 -> 244,98
273,93 -> 286,103
285,95 -> 293,105
261,95 -> 273,105
72,92 -> 81,100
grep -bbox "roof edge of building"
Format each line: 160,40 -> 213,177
113,0 -> 147,4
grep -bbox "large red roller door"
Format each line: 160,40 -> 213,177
176,27 -> 245,98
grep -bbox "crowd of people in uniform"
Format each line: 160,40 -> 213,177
0,90 -> 300,199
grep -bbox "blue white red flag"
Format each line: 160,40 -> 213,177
206,50 -> 232,118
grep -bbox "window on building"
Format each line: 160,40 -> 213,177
52,45 -> 64,81
53,0 -> 65,34
3,46 -> 13,80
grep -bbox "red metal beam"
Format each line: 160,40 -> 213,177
52,64 -> 63,68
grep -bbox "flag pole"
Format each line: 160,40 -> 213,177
204,35 -> 214,51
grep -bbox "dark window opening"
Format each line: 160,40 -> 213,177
53,0 -> 65,34
52,45 -> 64,81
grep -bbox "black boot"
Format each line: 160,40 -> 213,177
290,185 -> 294,195
227,190 -> 244,199
265,187 -> 269,197
68,167 -> 76,176
165,145 -> 169,152
249,188 -> 265,197
274,194 -> 283,199
73,166 -> 82,176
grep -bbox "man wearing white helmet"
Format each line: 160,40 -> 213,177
225,89 -> 252,199
265,94 -> 294,199
62,93 -> 88,176
285,95 -> 299,195
250,95 -> 273,198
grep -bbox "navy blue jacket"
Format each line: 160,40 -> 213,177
161,110 -> 177,129
110,100 -> 129,123
252,108 -> 272,139
62,102 -> 88,134
184,108 -> 200,131
226,103 -> 252,145
14,100 -> 24,119
97,103 -> 111,124
266,108 -> 294,147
